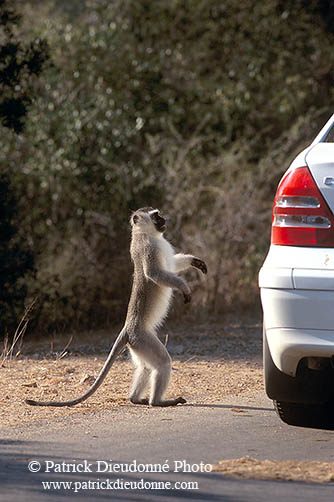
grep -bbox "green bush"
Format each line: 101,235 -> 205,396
0,0 -> 49,337
1,0 -> 334,331
0,173 -> 34,336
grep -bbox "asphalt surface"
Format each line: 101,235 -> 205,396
1,391 -> 334,501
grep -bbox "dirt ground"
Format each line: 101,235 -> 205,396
0,318 -> 263,427
2,318 -> 333,484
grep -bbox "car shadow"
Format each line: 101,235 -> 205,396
186,403 -> 274,412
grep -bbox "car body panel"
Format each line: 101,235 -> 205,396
259,114 -> 334,405
306,143 -> 334,214
259,244 -> 334,273
293,268 -> 334,290
258,267 -> 293,289
261,288 -> 334,332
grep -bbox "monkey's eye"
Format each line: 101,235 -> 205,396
133,215 -> 139,224
151,211 -> 161,220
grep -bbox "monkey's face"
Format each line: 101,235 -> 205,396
150,210 -> 166,233
131,208 -> 166,234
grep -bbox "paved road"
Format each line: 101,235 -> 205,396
1,391 -> 334,501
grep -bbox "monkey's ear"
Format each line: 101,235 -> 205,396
133,214 -> 139,224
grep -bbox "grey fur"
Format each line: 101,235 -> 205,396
25,208 -> 207,408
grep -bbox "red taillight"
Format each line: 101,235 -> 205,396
271,166 -> 334,246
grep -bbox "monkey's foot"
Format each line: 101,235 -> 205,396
175,396 -> 187,405
150,396 -> 187,407
130,397 -> 149,405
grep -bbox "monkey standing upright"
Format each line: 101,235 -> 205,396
26,207 -> 207,407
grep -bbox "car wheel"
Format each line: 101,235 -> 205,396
273,400 -> 333,429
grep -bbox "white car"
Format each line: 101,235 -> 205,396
259,114 -> 334,428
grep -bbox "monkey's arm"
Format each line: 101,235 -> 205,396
143,247 -> 191,298
174,253 -> 207,274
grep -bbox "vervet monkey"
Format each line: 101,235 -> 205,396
26,207 -> 207,408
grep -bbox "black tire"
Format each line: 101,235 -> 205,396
274,400 -> 334,429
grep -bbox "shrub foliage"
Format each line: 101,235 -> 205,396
2,0 -> 334,332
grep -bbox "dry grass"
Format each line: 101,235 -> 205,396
213,457 -> 334,484
0,357 -> 263,427
0,299 -> 37,365
0,319 -> 263,427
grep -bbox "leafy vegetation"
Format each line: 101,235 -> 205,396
2,0 -> 334,334
0,0 -> 48,337
0,173 -> 35,337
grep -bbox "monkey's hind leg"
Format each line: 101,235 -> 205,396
129,364 -> 150,405
129,334 -> 186,407
149,364 -> 186,407
149,345 -> 186,407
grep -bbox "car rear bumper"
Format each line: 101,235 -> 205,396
263,331 -> 334,404
264,326 -> 334,376
259,245 -> 334,377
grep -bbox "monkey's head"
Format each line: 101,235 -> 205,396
131,207 -> 166,234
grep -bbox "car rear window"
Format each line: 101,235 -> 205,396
324,123 -> 334,142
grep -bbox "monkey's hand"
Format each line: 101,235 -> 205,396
183,293 -> 192,304
191,258 -> 207,274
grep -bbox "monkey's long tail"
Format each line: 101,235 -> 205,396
25,329 -> 129,407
